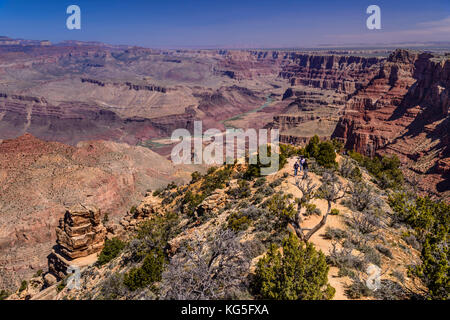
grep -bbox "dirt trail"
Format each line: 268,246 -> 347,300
276,157 -> 352,300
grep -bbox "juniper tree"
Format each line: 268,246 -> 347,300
254,233 -> 335,300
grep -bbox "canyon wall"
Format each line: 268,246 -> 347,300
279,54 -> 383,93
333,49 -> 449,198
0,93 -> 196,145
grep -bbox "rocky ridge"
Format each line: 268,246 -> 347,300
8,156 -> 423,300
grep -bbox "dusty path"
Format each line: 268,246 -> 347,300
276,157 -> 352,300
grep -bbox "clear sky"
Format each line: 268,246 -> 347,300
0,0 -> 449,48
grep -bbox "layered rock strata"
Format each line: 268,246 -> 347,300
332,49 -> 449,199
48,205 -> 106,279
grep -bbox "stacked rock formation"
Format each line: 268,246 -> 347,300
48,204 -> 106,280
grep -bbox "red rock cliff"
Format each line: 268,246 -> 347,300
333,49 -> 449,199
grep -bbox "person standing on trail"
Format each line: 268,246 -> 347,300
294,161 -> 299,176
300,156 -> 305,172
302,158 -> 309,179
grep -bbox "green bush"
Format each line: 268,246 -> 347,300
207,166 -> 218,175
346,278 -> 373,299
330,208 -> 340,215
166,181 -> 177,190
123,249 -> 165,291
34,269 -> 43,277
201,166 -> 233,194
331,139 -> 344,153
305,135 -> 321,158
316,141 -> 337,168
227,212 -> 251,232
182,190 -> 207,216
56,281 -> 66,293
0,290 -> 9,300
257,185 -> 274,197
253,233 -> 335,300
19,280 -> 27,292
226,179 -> 251,199
389,193 -> 448,238
134,212 -> 179,260
244,145 -> 285,179
269,177 -> 283,188
280,143 -> 303,159
304,203 -> 321,216
265,194 -> 296,222
253,177 -> 266,187
305,136 -> 337,168
190,171 -> 202,183
244,163 -> 261,180
389,193 -> 449,299
349,151 -> 403,189
97,238 -> 126,266
350,166 -> 362,181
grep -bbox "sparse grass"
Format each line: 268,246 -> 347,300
324,227 -> 347,240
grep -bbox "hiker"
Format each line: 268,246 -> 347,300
303,158 -> 309,179
294,161 -> 299,176
300,156 -> 306,172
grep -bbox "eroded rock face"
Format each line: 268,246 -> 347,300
332,49 -> 450,199
55,205 -> 106,260
48,205 -> 106,279
280,54 -> 383,94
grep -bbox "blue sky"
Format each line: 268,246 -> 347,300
0,0 -> 449,48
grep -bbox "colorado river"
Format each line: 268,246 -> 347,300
221,95 -> 273,130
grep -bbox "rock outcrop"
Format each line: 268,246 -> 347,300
195,191 -> 227,217
48,205 -> 106,279
118,195 -> 162,233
